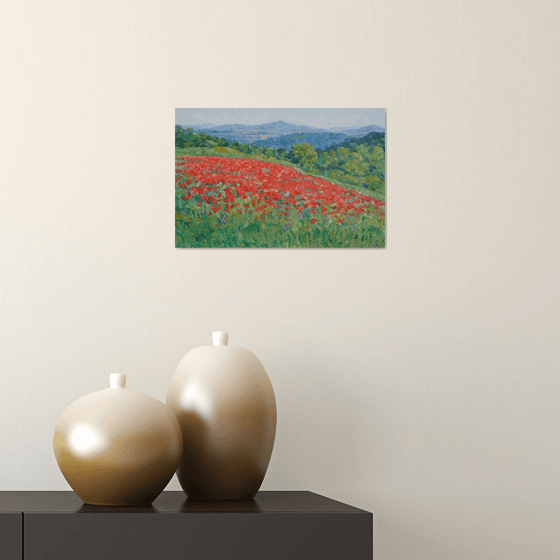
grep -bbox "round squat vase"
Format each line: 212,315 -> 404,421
166,332 -> 277,500
53,373 -> 183,506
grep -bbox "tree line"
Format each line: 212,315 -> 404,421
175,126 -> 385,193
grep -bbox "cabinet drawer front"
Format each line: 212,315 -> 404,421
0,512 -> 22,560
24,512 -> 372,560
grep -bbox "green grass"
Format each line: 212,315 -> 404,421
175,205 -> 385,248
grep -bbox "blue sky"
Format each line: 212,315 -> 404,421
175,108 -> 385,129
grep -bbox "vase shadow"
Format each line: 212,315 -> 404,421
180,497 -> 261,513
78,503 -> 158,513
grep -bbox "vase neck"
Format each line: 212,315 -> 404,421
212,332 -> 229,346
109,373 -> 126,388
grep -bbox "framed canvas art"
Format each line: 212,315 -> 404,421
175,109 -> 385,248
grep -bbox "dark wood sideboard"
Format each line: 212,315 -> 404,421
0,491 -> 372,560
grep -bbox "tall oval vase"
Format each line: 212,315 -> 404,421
166,332 -> 277,500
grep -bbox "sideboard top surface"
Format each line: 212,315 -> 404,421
0,491 -> 370,514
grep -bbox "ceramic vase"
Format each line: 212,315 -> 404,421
53,373 -> 183,506
166,332 -> 277,500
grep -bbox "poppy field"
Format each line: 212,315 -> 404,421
175,154 -> 385,248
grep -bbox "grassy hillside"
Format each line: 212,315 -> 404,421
175,146 -> 384,201
175,152 -> 385,248
175,126 -> 385,201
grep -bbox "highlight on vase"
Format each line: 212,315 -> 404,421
175,108 -> 386,248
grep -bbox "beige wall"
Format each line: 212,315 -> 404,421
1,1 -> 559,558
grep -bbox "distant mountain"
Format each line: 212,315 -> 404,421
253,131 -> 349,151
179,120 -> 384,146
308,123 -> 384,135
180,121 -> 325,145
328,124 -> 385,135
351,124 -> 385,134
327,126 -> 359,133
204,123 -> 251,132
183,120 -> 321,137
250,120 -> 320,133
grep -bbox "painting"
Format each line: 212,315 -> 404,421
175,109 -> 385,248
